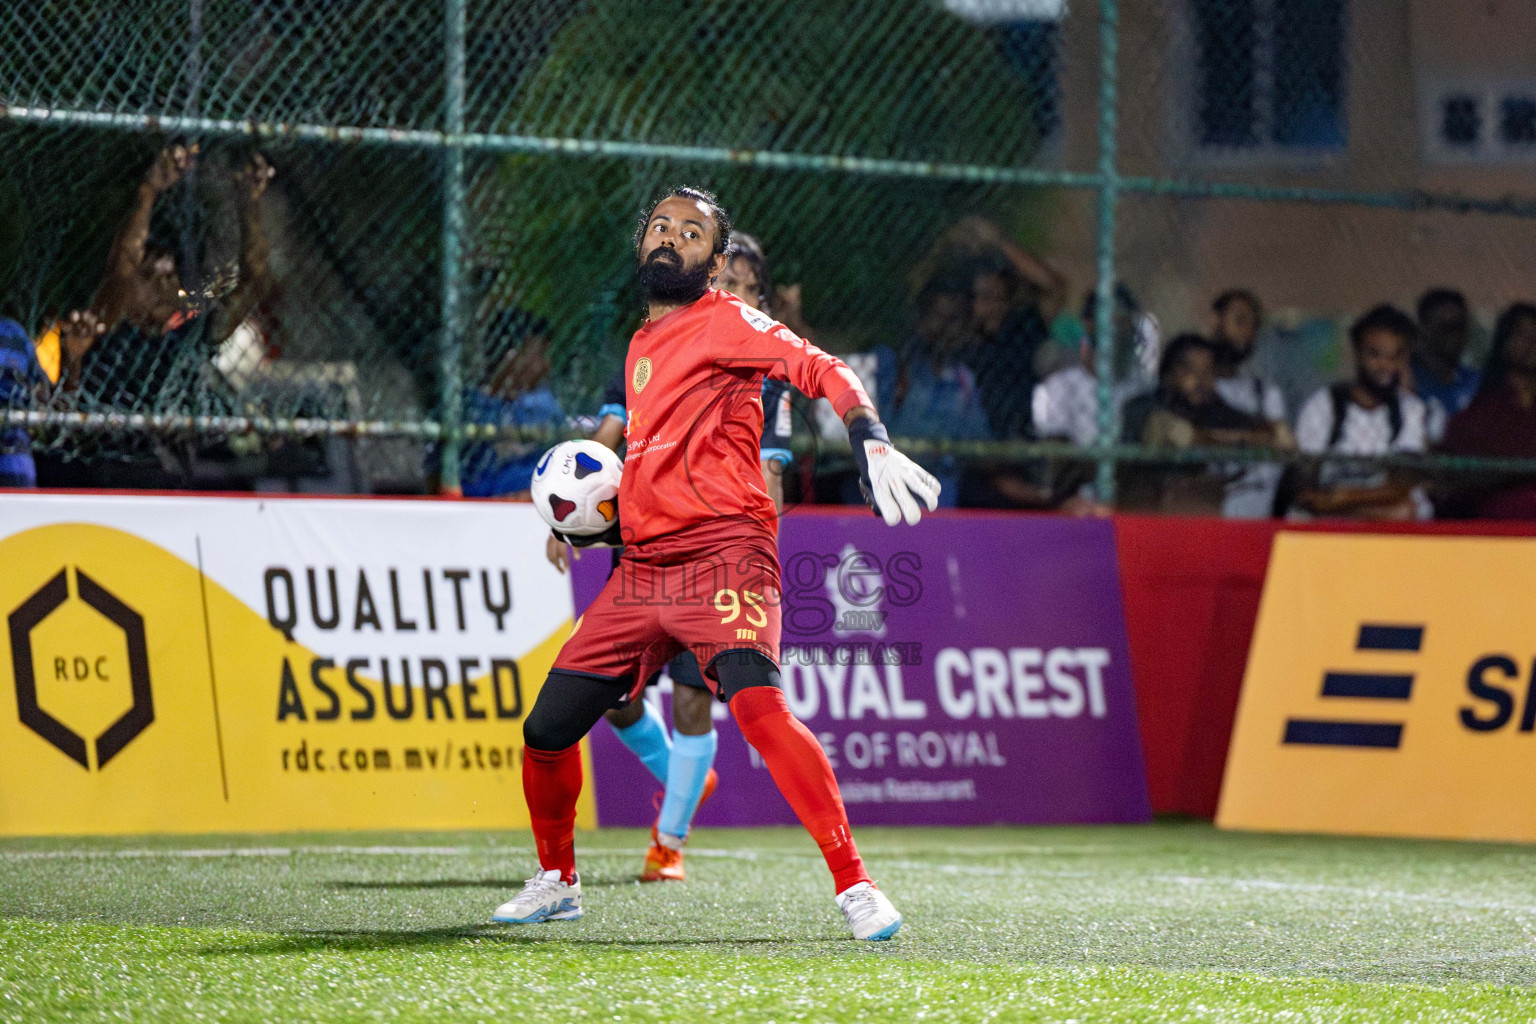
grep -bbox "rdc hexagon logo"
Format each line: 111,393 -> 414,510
8,567 -> 154,770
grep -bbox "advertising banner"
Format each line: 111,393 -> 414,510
583,511 -> 1150,827
0,494 -> 587,835
1220,532 -> 1536,842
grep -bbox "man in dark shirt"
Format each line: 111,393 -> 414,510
76,146 -> 273,417
1413,288 -> 1480,429
1122,334 -> 1275,442
964,230 -> 1066,440
1120,334 -> 1287,513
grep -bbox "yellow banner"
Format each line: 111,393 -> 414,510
0,498 -> 593,835
1219,531 -> 1536,842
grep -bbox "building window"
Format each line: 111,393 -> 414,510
944,0 -> 1065,150
1500,96 -> 1536,147
1426,84 -> 1536,161
993,19 -> 1061,142
1193,0 -> 1347,151
1441,95 -> 1482,148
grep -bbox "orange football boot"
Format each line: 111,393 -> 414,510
640,768 -> 719,882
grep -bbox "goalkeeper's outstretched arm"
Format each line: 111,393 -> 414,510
720,301 -> 941,524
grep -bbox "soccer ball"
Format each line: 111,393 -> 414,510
530,440 -> 623,537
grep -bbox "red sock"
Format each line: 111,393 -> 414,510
522,744 -> 582,883
730,686 -> 871,894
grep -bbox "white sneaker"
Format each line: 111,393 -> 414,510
836,881 -> 902,941
491,869 -> 582,924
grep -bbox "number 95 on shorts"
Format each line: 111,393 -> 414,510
553,551 -> 782,699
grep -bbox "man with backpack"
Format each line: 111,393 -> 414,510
1288,305 -> 1432,520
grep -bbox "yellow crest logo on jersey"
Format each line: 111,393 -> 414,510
633,357 -> 652,394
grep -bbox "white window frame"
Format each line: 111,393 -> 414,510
1419,75 -> 1536,165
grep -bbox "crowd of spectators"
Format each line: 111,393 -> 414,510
4,163 -> 1536,521
807,217 -> 1536,521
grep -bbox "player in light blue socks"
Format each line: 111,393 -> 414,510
656,729 -> 718,841
610,698 -> 672,782
604,651 -> 719,881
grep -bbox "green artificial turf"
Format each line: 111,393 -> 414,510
3,822 -> 1536,1021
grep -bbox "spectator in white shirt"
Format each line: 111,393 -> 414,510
1290,305 -> 1432,520
1209,289 -> 1294,517
1032,288 -> 1143,447
1029,291 -> 1144,513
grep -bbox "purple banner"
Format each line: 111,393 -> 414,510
576,510 -> 1150,826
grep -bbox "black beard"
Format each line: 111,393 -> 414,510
1359,373 -> 1399,403
638,248 -> 711,304
1212,338 -> 1250,372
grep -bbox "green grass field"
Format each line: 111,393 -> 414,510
4,822 -> 1536,1022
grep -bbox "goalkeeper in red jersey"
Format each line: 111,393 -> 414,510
492,186 -> 939,941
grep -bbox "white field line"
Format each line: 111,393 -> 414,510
759,857 -> 1536,916
0,843 -> 1110,863
0,846 -> 484,860
1147,873 -> 1536,915
686,845 -> 1113,862
0,844 -> 749,862
6,846 -> 1536,917
0,844 -> 746,862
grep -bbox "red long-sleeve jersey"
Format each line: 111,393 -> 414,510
620,288 -> 871,550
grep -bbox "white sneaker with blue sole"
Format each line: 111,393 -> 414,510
836,881 -> 902,940
492,869 -> 582,924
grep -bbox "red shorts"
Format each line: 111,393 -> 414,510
554,533 -> 781,703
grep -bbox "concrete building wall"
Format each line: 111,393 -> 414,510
1043,0 -> 1536,341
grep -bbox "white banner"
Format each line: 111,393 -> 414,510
0,494 -> 587,835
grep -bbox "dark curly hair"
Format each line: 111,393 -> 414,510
1417,287 -> 1466,324
1349,304 -> 1418,349
1212,288 -> 1262,320
722,231 -> 773,313
1158,332 -> 1217,380
634,185 -> 733,257
1480,302 -> 1536,395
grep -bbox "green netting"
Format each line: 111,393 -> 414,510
1,0 -> 1534,504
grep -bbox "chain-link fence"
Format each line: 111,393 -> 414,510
3,1 -> 1535,513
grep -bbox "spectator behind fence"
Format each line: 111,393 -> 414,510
1118,334 -> 1288,514
1209,289 -> 1294,517
1413,288 -> 1480,433
430,311 -> 564,498
939,218 -> 1068,439
1288,305 -> 1432,520
895,278 -> 984,428
1083,285 -> 1160,388
71,145 -> 274,412
1436,303 -> 1536,519
1031,286 -> 1144,448
3,313 -> 107,487
0,318 -> 47,487
872,274 -> 991,504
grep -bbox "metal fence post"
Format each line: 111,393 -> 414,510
1092,0 -> 1121,502
181,0 -> 204,288
437,0 -> 468,494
